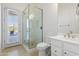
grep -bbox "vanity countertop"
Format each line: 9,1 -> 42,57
49,35 -> 79,45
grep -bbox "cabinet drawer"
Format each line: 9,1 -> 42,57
63,50 -> 69,56
51,53 -> 57,56
51,39 -> 62,47
64,42 -> 79,55
63,50 -> 78,56
51,46 -> 62,56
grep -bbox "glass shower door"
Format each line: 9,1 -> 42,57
23,5 -> 43,49
29,6 -> 43,48
23,8 -> 30,47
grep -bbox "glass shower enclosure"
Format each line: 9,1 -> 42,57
22,5 -> 43,49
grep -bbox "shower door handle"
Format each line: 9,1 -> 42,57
40,26 -> 42,30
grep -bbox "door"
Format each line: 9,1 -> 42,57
22,5 -> 43,49
3,8 -> 20,48
23,8 -> 30,47
29,5 -> 43,48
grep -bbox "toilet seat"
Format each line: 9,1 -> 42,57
37,42 -> 50,49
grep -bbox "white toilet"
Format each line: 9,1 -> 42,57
37,42 -> 50,56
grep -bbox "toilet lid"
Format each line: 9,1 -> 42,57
37,42 -> 50,48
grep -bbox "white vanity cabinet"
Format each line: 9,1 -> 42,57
51,45 -> 63,56
63,42 -> 79,56
63,49 -> 78,56
51,36 -> 79,56
51,38 -> 63,56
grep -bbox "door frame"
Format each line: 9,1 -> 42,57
1,6 -> 22,49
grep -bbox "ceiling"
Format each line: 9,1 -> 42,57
2,3 -> 28,12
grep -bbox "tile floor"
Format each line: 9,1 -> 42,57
0,45 -> 38,56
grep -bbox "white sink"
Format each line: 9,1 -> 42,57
49,34 -> 79,45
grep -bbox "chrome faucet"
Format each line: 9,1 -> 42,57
64,30 -> 73,38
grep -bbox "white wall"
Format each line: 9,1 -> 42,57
32,4 -> 58,44
0,4 -> 1,49
58,3 -> 79,34
42,4 -> 58,43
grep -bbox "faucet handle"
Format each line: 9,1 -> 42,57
69,30 -> 72,34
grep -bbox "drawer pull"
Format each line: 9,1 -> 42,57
55,50 -> 57,52
64,52 -> 67,54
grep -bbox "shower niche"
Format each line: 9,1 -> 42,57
22,5 -> 43,49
